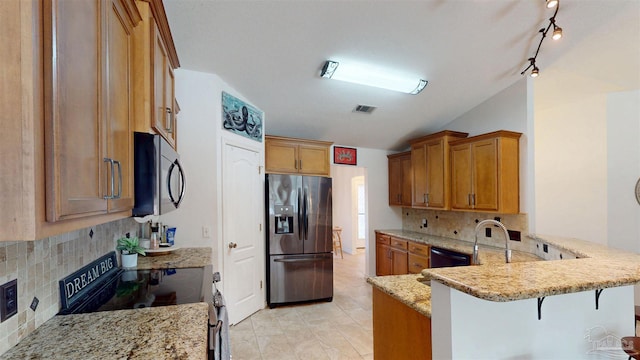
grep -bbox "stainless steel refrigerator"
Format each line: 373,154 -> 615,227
266,174 -> 333,307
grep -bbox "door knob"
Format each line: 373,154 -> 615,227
228,242 -> 238,249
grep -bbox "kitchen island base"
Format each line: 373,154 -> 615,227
372,287 -> 432,360
431,281 -> 634,359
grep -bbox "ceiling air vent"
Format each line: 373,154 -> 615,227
353,105 -> 376,114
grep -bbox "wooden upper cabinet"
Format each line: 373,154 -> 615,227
450,130 -> 522,214
132,0 -> 179,149
43,0 -> 139,221
265,135 -> 333,176
1,0 -> 140,240
410,131 -> 468,209
43,0 -> 106,220
387,151 -> 412,207
106,0 -> 137,213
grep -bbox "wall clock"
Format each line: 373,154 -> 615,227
636,178 -> 640,205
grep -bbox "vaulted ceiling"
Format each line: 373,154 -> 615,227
164,0 -> 639,151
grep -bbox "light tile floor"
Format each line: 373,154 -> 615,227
229,251 -> 373,359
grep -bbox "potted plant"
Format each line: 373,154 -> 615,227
117,237 -> 146,268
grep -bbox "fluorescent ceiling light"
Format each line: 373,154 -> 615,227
320,60 -> 427,95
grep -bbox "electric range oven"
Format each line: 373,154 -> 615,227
58,252 -> 226,360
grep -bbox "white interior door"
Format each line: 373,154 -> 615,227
222,142 -> 264,324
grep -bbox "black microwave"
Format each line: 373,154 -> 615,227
133,132 -> 186,216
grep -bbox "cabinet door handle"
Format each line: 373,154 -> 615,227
294,159 -> 298,169
103,158 -> 115,199
468,194 -> 472,206
472,194 -> 476,206
425,193 -> 429,205
299,159 -> 302,170
114,160 -> 122,199
165,107 -> 173,133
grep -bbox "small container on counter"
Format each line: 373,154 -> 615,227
150,225 -> 160,250
165,227 -> 176,246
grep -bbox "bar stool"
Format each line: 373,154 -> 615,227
622,337 -> 640,359
332,226 -> 343,259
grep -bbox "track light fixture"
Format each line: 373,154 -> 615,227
521,0 -> 563,78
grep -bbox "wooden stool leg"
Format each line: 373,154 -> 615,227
332,228 -> 344,259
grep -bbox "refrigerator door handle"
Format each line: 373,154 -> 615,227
274,257 -> 323,263
298,188 -> 303,239
303,187 -> 309,241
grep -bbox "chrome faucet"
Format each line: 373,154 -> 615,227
472,219 -> 512,265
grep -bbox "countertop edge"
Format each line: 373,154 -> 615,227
376,229 -> 640,302
367,274 -> 432,318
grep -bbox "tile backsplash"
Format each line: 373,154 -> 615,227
402,208 -> 535,253
0,218 -> 139,355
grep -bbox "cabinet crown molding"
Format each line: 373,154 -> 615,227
409,130 -> 469,145
387,150 -> 411,160
265,135 -> 334,147
449,130 -> 522,145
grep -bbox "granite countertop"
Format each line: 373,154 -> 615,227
367,274 -> 432,318
369,230 -> 640,306
0,303 -> 210,360
375,229 -> 541,264
136,247 -> 212,270
420,233 -> 640,302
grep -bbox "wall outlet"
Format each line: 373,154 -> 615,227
508,230 -> 521,241
422,219 -> 427,227
543,244 -> 549,253
1,279 -> 18,322
30,297 -> 39,311
485,228 -> 491,237
202,226 -> 211,238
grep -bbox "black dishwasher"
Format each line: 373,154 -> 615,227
430,246 -> 471,268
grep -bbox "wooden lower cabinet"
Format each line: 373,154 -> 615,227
408,242 -> 430,273
376,233 -> 409,276
373,288 -> 432,360
376,243 -> 393,276
390,237 -> 408,275
408,253 -> 429,274
376,232 -> 431,275
376,233 -> 392,276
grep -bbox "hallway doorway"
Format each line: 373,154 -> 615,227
331,164 -> 368,269
351,175 -> 366,250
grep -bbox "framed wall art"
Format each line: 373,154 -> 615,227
334,146 -> 357,166
222,91 -> 263,142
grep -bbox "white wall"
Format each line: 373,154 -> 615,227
331,163 -> 365,254
353,147 -> 403,276
534,93 -> 609,244
607,90 -> 640,254
160,69 -> 264,276
159,70 -> 220,258
532,6 -> 640,247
